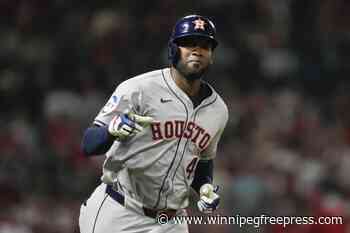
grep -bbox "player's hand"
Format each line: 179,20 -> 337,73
108,112 -> 154,141
197,183 -> 220,214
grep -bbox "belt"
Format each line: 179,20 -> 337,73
106,185 -> 178,219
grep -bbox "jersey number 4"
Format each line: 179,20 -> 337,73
186,157 -> 199,179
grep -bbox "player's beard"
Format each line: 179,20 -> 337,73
175,59 -> 210,81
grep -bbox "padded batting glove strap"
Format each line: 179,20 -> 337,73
197,184 -> 220,214
108,113 -> 153,141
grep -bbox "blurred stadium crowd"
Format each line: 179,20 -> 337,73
1,0 -> 350,232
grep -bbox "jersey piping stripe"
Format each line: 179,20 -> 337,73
153,69 -> 189,209
93,120 -> 107,127
169,93 -> 218,194
91,194 -> 108,233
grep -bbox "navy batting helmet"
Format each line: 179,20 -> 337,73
168,15 -> 218,65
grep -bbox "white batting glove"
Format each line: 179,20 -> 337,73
197,183 -> 220,214
108,112 -> 154,141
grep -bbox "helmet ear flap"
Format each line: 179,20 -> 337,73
168,40 -> 180,65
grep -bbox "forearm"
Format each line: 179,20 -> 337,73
191,159 -> 213,194
81,126 -> 115,156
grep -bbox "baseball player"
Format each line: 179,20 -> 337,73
79,14 -> 228,233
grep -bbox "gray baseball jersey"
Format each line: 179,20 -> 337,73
93,68 -> 228,210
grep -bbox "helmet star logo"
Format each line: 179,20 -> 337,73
193,18 -> 206,30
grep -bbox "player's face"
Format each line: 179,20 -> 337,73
176,36 -> 214,80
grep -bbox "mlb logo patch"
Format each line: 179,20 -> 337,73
101,95 -> 119,115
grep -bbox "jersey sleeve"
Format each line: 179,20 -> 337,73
93,81 -> 143,127
200,105 -> 228,160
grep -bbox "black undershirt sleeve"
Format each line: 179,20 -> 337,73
81,125 -> 115,156
191,159 -> 213,194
